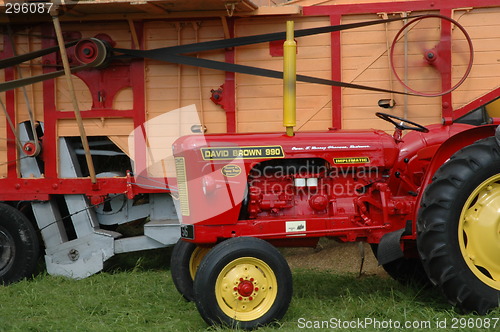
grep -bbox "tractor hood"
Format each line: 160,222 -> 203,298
172,129 -> 399,241
173,129 -> 399,167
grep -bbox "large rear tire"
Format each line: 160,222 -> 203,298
193,237 -> 292,329
0,203 -> 40,285
170,239 -> 210,301
370,244 -> 429,286
418,137 -> 500,314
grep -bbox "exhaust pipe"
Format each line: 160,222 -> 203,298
283,21 -> 296,137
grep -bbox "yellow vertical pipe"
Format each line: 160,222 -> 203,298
283,21 -> 296,137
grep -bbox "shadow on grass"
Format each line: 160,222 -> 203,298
103,247 -> 174,273
291,269 -> 448,310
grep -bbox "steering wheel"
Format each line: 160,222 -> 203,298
376,112 -> 429,133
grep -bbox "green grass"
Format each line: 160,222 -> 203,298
0,250 -> 498,331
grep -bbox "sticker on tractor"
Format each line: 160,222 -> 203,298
221,164 -> 242,177
201,146 -> 284,160
286,220 -> 306,233
333,157 -> 370,164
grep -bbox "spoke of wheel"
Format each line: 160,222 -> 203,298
463,184 -> 500,282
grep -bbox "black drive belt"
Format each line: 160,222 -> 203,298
1,15 -> 426,96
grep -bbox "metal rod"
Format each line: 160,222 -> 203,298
7,26 -> 40,155
283,20 -> 296,137
403,12 -> 409,119
52,14 -> 97,183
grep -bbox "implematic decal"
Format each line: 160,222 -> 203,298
201,146 -> 284,160
333,157 -> 370,164
221,164 -> 242,177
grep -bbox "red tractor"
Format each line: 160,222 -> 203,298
170,21 -> 500,330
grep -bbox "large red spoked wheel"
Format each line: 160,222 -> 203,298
390,14 -> 473,97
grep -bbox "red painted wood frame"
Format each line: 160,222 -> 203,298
224,18 -> 237,133
303,0 -> 500,128
0,22 -> 163,201
2,35 -> 17,179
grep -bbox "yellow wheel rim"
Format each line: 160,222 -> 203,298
189,247 -> 210,280
215,257 -> 278,321
459,174 -> 500,290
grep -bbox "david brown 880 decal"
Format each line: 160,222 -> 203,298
201,146 -> 284,160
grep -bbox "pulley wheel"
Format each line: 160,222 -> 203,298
74,38 -> 109,68
390,14 -> 473,97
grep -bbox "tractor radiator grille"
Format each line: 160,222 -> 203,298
174,157 -> 190,216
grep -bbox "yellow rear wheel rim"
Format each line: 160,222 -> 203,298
189,247 -> 210,280
215,257 -> 278,321
459,174 -> 500,290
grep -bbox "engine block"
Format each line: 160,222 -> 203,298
246,158 -> 384,219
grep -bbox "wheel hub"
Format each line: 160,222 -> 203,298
460,179 -> 500,289
224,265 -> 263,305
215,257 -> 278,321
0,226 -> 15,274
237,279 -> 255,297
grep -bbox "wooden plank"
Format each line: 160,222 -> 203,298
58,118 -> 134,136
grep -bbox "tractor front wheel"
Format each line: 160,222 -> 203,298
193,237 -> 292,329
418,137 -> 500,314
0,203 -> 40,285
170,239 -> 210,301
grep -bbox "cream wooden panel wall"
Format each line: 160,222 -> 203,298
144,19 -> 227,134
452,7 -> 500,109
341,12 -> 443,131
235,16 -> 332,133
9,30 -> 44,124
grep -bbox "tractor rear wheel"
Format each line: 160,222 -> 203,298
418,137 -> 500,314
0,203 -> 40,285
370,244 -> 429,286
170,238 -> 210,301
193,237 -> 292,329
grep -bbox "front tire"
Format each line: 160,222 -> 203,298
418,137 -> 500,314
170,239 -> 210,301
0,203 -> 40,285
193,237 -> 292,329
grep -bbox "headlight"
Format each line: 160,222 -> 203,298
202,175 -> 217,195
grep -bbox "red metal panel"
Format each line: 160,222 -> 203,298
225,18 -> 236,133
3,34 -> 16,178
130,22 -> 148,186
0,177 -> 171,201
56,109 -> 135,119
439,8 -> 453,123
330,14 -> 342,129
41,24 -> 58,179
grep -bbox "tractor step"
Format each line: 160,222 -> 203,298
144,219 -> 180,245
